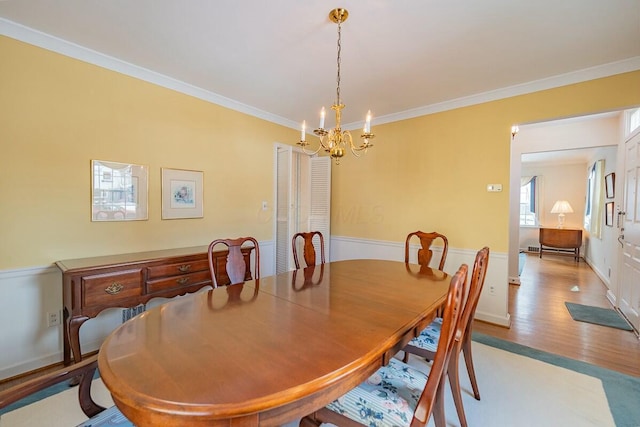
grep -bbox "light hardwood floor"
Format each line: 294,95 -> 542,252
474,252 -> 640,377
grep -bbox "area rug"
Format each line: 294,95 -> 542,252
5,336 -> 635,427
565,302 -> 633,331
473,333 -> 640,427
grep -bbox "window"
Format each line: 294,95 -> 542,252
584,159 -> 604,238
628,108 -> 640,135
520,176 -> 538,226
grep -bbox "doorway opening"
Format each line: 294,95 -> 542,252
274,144 -> 331,274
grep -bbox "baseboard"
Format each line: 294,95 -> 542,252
584,258 -> 611,289
606,289 -> 617,307
330,235 -> 511,328
0,351 -> 63,382
476,310 -> 511,327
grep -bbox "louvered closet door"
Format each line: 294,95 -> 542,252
310,156 -> 331,262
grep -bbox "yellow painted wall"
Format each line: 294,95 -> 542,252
331,72 -> 640,252
1,34 -> 639,268
0,36 -> 299,268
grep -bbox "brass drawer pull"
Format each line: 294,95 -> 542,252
178,264 -> 191,273
105,283 -> 124,295
176,277 -> 190,285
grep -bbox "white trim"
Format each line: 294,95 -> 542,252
3,18 -> 638,132
0,264 -> 58,279
0,18 -> 299,130
361,57 -> 640,129
330,235 -> 512,327
0,241 -> 275,378
509,276 -> 521,285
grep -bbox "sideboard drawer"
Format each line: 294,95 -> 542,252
147,259 -> 210,280
147,270 -> 212,294
82,269 -> 143,307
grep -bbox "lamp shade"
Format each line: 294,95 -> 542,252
551,200 -> 574,214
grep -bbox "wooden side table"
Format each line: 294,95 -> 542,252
539,228 -> 583,261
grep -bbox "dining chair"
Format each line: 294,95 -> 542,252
403,231 -> 449,353
300,263 -> 469,427
208,236 -> 260,288
292,231 -> 325,269
0,354 -> 133,426
405,231 -> 449,271
403,246 -> 490,427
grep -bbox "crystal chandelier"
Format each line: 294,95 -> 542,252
297,8 -> 375,164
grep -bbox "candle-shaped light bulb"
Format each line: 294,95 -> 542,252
364,110 -> 372,133
319,107 -> 326,129
301,120 -> 306,141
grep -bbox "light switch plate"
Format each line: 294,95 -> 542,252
487,184 -> 502,192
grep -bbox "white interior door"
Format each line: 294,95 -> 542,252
276,146 -> 293,274
619,130 -> 640,330
275,147 -> 331,273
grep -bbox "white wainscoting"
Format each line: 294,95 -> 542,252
0,241 -> 275,380
330,236 -> 511,327
0,238 -> 515,379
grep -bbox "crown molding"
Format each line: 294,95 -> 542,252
366,56 -> 640,128
0,18 -> 299,130
3,18 -> 638,132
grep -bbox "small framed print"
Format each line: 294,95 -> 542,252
161,168 -> 204,219
605,173 -> 615,199
605,202 -> 614,227
91,160 -> 148,222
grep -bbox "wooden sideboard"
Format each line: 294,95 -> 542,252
539,228 -> 582,262
56,245 -> 253,365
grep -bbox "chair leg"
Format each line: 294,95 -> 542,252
448,352 -> 468,427
462,336 -> 481,400
432,379 -> 447,427
299,415 -> 321,427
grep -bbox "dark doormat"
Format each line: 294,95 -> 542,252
565,302 -> 633,331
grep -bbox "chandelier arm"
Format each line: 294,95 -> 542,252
297,8 -> 375,164
299,143 -> 324,156
319,134 -> 332,152
343,131 -> 362,158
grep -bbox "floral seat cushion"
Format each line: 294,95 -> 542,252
326,358 -> 429,426
76,405 -> 134,427
406,317 -> 443,353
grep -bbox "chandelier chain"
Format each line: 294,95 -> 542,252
336,18 -> 342,106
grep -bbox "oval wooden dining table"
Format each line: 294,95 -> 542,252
97,259 -> 450,426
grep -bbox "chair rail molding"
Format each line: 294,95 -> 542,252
0,240 -> 275,380
330,235 -> 511,327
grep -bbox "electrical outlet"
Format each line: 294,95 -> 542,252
489,286 -> 496,296
47,311 -> 61,327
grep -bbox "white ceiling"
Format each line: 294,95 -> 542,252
522,147 -> 601,166
1,0 -> 639,130
520,112 -> 622,165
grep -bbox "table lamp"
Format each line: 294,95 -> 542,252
550,200 -> 573,228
